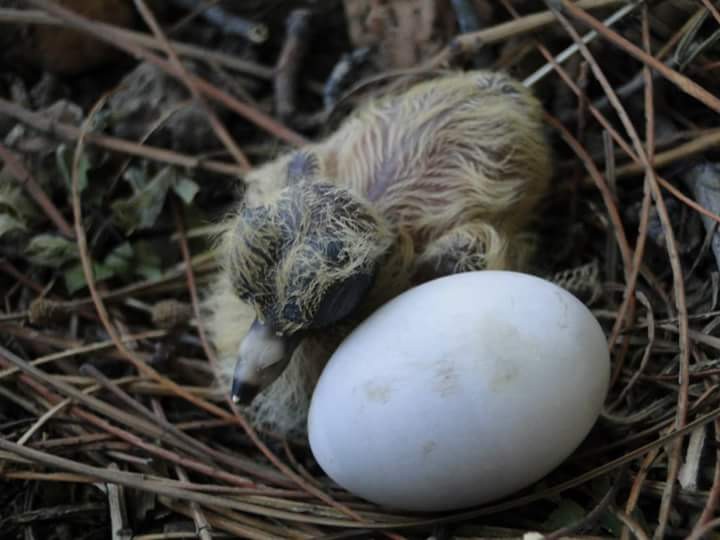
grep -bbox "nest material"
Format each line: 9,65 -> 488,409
1,1 -> 720,538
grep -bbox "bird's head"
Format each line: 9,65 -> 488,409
225,175 -> 394,404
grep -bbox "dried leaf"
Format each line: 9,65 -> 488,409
26,234 -> 79,267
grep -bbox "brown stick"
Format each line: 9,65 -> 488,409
426,0 -> 625,67
26,0 -> 308,147
0,143 -> 74,238
0,98 -> 244,176
132,0 -> 250,170
0,8 -> 273,79
274,9 -> 313,121
561,0 -> 720,114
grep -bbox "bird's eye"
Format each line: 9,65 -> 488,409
325,239 -> 344,263
312,272 -> 374,329
282,301 -> 303,324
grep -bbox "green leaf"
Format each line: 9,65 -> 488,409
172,177 -> 199,204
111,167 -> 175,234
0,184 -> 38,225
93,262 -> 116,282
55,144 -> 90,193
56,145 -> 72,189
133,240 -> 163,280
55,145 -> 88,194
62,258 -> 123,294
26,234 -> 79,267
76,153 -> 89,194
123,166 -> 149,192
63,264 -> 88,294
0,213 -> 26,238
138,263 -> 163,280
102,242 -> 134,277
543,499 -> 586,530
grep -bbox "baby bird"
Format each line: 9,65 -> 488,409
206,70 -> 553,436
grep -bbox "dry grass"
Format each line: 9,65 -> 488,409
1,1 -> 720,538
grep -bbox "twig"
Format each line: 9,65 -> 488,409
0,346 -> 267,487
545,466 -> 627,540
274,9 -> 313,121
0,8 -> 273,79
152,400 -> 213,540
608,291 -> 655,409
645,9 -> 686,539
0,143 -> 74,238
560,6 -> 706,122
613,509 -> 651,540
523,1 -> 641,87
427,0 -> 625,67
544,113 -> 633,279
620,449 -> 660,540
26,0 -> 307,147
78,363 -> 221,464
6,402 -> 720,531
0,503 -> 107,527
16,399 -> 70,446
615,129 -> 720,179
0,438 -> 384,527
0,98 -> 245,176
518,21 -> 720,226
132,0 -> 251,170
169,0 -> 268,43
0,330 -> 165,382
107,463 -> 132,540
171,201 -> 217,371
699,0 -> 720,30
161,498 -> 302,540
547,6 -> 691,535
560,0 -> 720,114
0,263 -> 40,296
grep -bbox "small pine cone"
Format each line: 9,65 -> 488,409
151,299 -> 193,330
28,297 -> 65,326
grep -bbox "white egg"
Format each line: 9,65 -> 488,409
308,271 -> 610,512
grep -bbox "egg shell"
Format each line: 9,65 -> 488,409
308,271 -> 610,512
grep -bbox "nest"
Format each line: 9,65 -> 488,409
1,0 -> 720,538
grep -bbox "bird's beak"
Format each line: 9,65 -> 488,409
231,374 -> 261,405
230,318 -> 301,405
